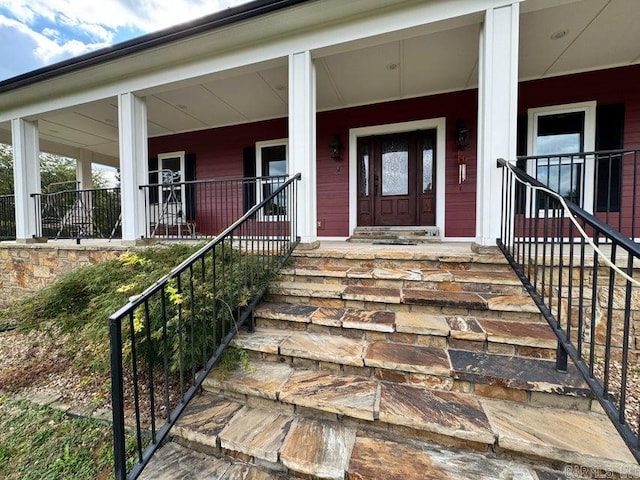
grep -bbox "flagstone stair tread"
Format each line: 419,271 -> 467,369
476,318 -> 557,348
280,418 -> 356,480
172,394 -> 244,448
403,289 -> 488,309
284,266 -> 522,286
487,294 -> 539,312
363,341 -> 451,376
203,361 -> 294,400
254,303 -> 318,322
278,369 -> 378,421
218,406 -> 294,463
449,349 -> 591,395
346,435 -> 568,480
279,331 -> 367,366
378,382 -> 495,444
138,442 -> 280,480
482,399 -> 638,474
231,329 -> 292,354
394,311 -> 450,336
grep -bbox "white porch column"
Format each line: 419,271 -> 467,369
288,51 -> 317,244
76,150 -> 93,190
118,92 -> 148,243
476,3 -> 519,247
11,118 -> 41,242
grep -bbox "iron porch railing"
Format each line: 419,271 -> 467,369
139,175 -> 288,240
0,194 -> 15,240
517,149 -> 640,240
32,186 -> 122,241
497,158 -> 640,463
109,173 -> 300,480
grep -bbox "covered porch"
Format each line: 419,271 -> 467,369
2,0 -> 637,248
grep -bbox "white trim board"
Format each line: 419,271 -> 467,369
348,117 -> 447,238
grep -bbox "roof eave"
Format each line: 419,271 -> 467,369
0,0 -> 310,95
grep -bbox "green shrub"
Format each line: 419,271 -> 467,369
128,240 -> 277,374
6,244 -> 201,374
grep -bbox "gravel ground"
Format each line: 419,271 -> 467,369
0,328 -> 111,411
0,327 -> 179,427
593,358 -> 640,435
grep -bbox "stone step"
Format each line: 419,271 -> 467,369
266,281 -> 541,321
230,327 -> 452,380
229,328 -> 588,405
350,225 -> 441,241
254,302 -> 558,358
278,265 -> 525,295
164,391 -> 590,480
196,364 -> 637,476
139,441 -> 293,480
291,245 -> 514,273
449,349 -> 591,404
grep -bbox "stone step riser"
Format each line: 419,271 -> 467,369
239,349 -> 591,412
292,257 -> 515,273
264,293 -> 544,323
277,274 -> 527,296
254,317 -> 556,360
199,387 -> 495,455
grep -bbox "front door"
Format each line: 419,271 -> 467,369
357,130 -> 436,226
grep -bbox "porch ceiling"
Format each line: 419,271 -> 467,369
2,0 -> 638,163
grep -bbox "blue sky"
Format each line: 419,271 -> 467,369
0,0 -> 250,81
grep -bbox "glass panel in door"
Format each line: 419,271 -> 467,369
381,138 -> 409,196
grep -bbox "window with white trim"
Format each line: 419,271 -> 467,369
527,102 -> 596,211
157,151 -> 186,222
256,140 -> 288,217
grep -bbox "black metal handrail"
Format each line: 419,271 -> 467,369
517,149 -> 640,240
139,175 -> 289,240
109,173 -> 300,479
498,158 -> 640,463
32,187 -> 121,241
0,194 -> 15,240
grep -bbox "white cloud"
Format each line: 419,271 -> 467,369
0,0 -> 251,80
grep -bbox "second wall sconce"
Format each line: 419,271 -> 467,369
329,135 -> 343,160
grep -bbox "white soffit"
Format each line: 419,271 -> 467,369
201,71 -> 287,120
154,84 -> 248,126
546,0 -> 640,74
146,95 -> 208,132
322,42 -> 401,106
403,24 -> 480,95
519,0 -> 640,79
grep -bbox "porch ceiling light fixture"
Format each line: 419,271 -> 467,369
550,29 -> 568,40
329,134 -> 343,160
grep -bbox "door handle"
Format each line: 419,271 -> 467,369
374,174 -> 379,196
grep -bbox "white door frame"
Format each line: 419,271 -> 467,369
348,117 -> 446,237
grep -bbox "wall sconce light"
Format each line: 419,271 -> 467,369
455,120 -> 470,150
329,135 -> 343,160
